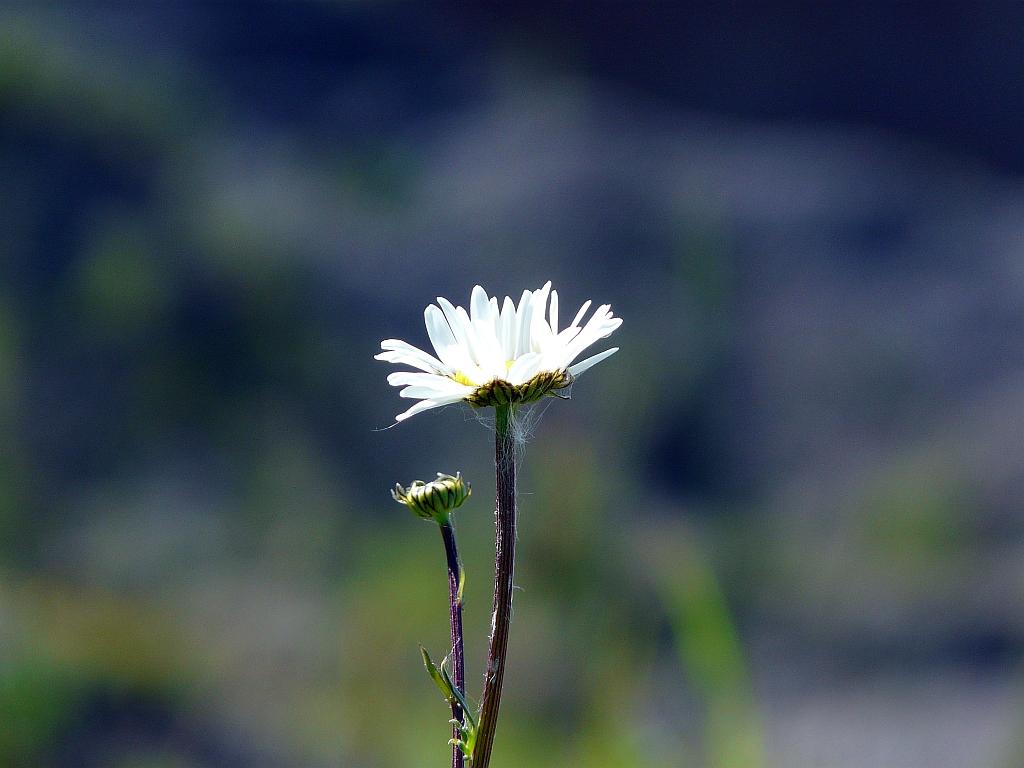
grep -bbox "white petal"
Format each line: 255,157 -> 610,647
470,285 -> 491,326
569,300 -> 592,330
499,296 -> 517,360
455,305 -> 488,368
380,338 -> 434,355
478,334 -> 505,378
553,325 -> 582,346
516,290 -> 535,358
465,288 -> 503,376
436,296 -> 472,355
400,384 -> 473,399
376,339 -> 448,374
549,290 -> 559,334
375,350 -> 442,374
537,346 -> 569,375
532,282 -> 551,319
424,305 -> 460,368
387,371 -> 462,388
507,352 -> 542,385
394,397 -> 457,422
568,347 -> 618,376
432,307 -> 483,379
529,282 -> 553,352
561,306 -> 621,366
516,289 -> 532,310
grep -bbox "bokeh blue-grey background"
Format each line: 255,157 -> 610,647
2,4 -> 1024,767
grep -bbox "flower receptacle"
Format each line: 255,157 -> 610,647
466,369 -> 573,408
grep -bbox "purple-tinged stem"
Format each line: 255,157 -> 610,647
439,521 -> 465,768
472,403 -> 516,767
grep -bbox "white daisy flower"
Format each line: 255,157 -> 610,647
376,281 -> 622,422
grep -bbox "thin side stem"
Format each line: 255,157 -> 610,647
439,521 -> 465,768
472,403 -> 516,767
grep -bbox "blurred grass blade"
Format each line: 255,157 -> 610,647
655,535 -> 766,768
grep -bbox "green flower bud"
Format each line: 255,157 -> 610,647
392,472 -> 471,523
465,369 -> 573,408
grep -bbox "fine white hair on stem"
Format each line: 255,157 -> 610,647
461,390 -> 568,458
509,392 -> 563,455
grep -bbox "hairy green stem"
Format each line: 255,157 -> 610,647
439,521 -> 465,768
472,403 -> 516,767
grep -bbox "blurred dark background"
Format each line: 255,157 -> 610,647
2,3 -> 1024,767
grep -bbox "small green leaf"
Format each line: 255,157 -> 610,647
440,659 -> 477,730
419,645 -> 456,705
